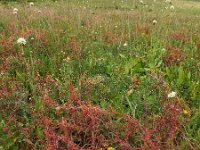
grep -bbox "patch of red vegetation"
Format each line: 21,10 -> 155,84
81,19 -> 91,30
69,38 -> 78,52
170,31 -> 188,43
0,78 -> 187,149
0,37 -> 15,56
104,32 -> 118,45
164,45 -> 186,66
136,25 -> 150,36
39,82 -> 185,150
0,79 -> 18,100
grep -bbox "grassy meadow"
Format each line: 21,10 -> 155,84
0,0 -> 200,149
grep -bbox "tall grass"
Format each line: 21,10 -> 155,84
0,0 -> 199,149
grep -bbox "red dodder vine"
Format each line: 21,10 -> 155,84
40,82 -> 185,150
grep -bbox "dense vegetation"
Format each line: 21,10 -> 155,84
0,0 -> 199,149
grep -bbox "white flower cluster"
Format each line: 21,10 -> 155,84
153,19 -> 157,25
12,2 -> 34,15
13,8 -> 18,15
168,91 -> 176,98
29,2 -> 34,7
123,42 -> 128,47
170,5 -> 175,10
17,38 -> 27,45
140,0 -> 144,4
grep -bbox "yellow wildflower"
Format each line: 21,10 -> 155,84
183,109 -> 189,115
64,57 -> 71,63
107,147 -> 115,150
127,89 -> 133,96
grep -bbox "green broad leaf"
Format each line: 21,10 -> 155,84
124,63 -> 130,74
133,62 -> 143,73
36,127 -> 44,140
4,137 -> 16,149
119,53 -> 126,58
166,67 -> 173,81
100,100 -> 108,109
177,66 -> 185,87
16,71 -> 25,82
187,71 -> 191,80
148,62 -> 155,69
156,60 -> 162,68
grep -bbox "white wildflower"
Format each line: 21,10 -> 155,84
168,91 -> 176,98
13,8 -> 18,15
152,19 -> 157,25
123,42 -> 128,47
170,5 -> 175,10
55,106 -> 61,111
17,38 -> 27,45
29,2 -> 34,7
140,0 -> 144,4
161,48 -> 167,52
